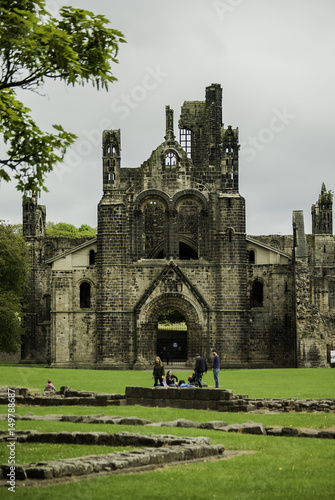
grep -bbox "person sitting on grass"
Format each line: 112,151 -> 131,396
166,370 -> 178,387
178,379 -> 195,388
44,379 -> 56,392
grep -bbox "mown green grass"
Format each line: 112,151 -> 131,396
0,404 -> 335,430
1,428 -> 334,500
0,364 -> 334,398
0,365 -> 334,499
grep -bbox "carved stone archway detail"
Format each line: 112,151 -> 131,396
134,293 -> 207,368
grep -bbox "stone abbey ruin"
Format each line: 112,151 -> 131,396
21,83 -> 335,369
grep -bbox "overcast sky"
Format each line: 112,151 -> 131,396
1,0 -> 334,235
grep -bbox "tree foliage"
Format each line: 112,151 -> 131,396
158,309 -> 185,325
0,221 -> 27,352
0,0 -> 125,193
46,221 -> 96,238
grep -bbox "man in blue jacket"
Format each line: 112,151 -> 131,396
194,354 -> 207,388
212,349 -> 220,388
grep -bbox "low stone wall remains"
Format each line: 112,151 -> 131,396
0,387 -> 126,407
1,414 -> 334,439
0,432 -> 224,481
1,386 -> 334,413
125,387 -> 335,413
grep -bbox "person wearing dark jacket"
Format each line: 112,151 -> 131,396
152,356 -> 165,386
166,370 -> 178,386
212,349 -> 220,388
194,354 -> 207,388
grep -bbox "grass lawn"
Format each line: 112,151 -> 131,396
0,364 -> 334,398
0,365 -> 334,499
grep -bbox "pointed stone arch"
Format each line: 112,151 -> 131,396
134,293 -> 207,368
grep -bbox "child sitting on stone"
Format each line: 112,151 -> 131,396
44,380 -> 56,392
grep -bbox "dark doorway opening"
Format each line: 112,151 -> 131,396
251,280 -> 263,307
157,309 -> 187,363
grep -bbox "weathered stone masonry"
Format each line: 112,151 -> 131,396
19,84 -> 335,369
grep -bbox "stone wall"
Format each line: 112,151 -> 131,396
22,235 -> 95,364
0,431 -> 223,481
1,386 -> 334,413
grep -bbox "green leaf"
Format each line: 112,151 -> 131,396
0,1 -> 125,192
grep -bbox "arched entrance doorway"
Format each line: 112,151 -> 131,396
135,293 -> 206,368
157,309 -> 187,363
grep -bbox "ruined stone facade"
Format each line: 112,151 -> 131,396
20,84 -> 335,369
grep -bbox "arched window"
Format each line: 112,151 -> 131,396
165,152 -> 177,166
177,200 -> 199,260
143,201 -> 165,258
227,228 -> 233,243
251,281 -> 263,307
38,216 -> 43,234
80,282 -> 91,308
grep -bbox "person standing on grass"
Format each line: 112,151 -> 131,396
152,356 -> 165,386
212,350 -> 220,388
194,353 -> 207,388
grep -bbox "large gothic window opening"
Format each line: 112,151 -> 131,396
179,129 -> 192,158
143,200 -> 165,258
177,200 -> 199,260
157,309 -> 187,362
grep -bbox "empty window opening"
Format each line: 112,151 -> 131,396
180,129 -> 192,158
89,250 -> 96,265
251,281 -> 263,307
154,248 -> 165,259
107,171 -> 115,182
249,250 -> 255,264
143,201 -> 165,259
44,295 -> 51,321
179,242 -> 198,260
165,152 -> 177,166
80,282 -> 91,308
177,201 -> 199,260
285,314 -> 289,327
